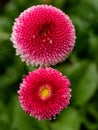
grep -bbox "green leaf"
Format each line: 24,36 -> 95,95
86,0 -> 98,12
87,103 -> 98,120
56,61 -> 98,106
0,16 -> 11,32
51,107 -> 81,130
88,31 -> 98,61
55,60 -> 88,81
0,101 -> 10,130
27,65 -> 37,72
72,62 -> 98,106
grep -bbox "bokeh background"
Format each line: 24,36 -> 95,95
0,0 -> 98,130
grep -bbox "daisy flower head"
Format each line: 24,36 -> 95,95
11,5 -> 76,66
18,67 -> 71,120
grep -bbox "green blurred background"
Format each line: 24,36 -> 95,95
0,0 -> 98,130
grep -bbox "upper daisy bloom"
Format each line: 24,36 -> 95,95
18,67 -> 71,120
11,5 -> 76,66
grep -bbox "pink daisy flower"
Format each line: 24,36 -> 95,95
11,5 -> 75,66
18,67 -> 71,120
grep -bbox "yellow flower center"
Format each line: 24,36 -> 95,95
39,85 -> 51,100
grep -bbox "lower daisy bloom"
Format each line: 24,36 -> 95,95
18,68 -> 71,120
